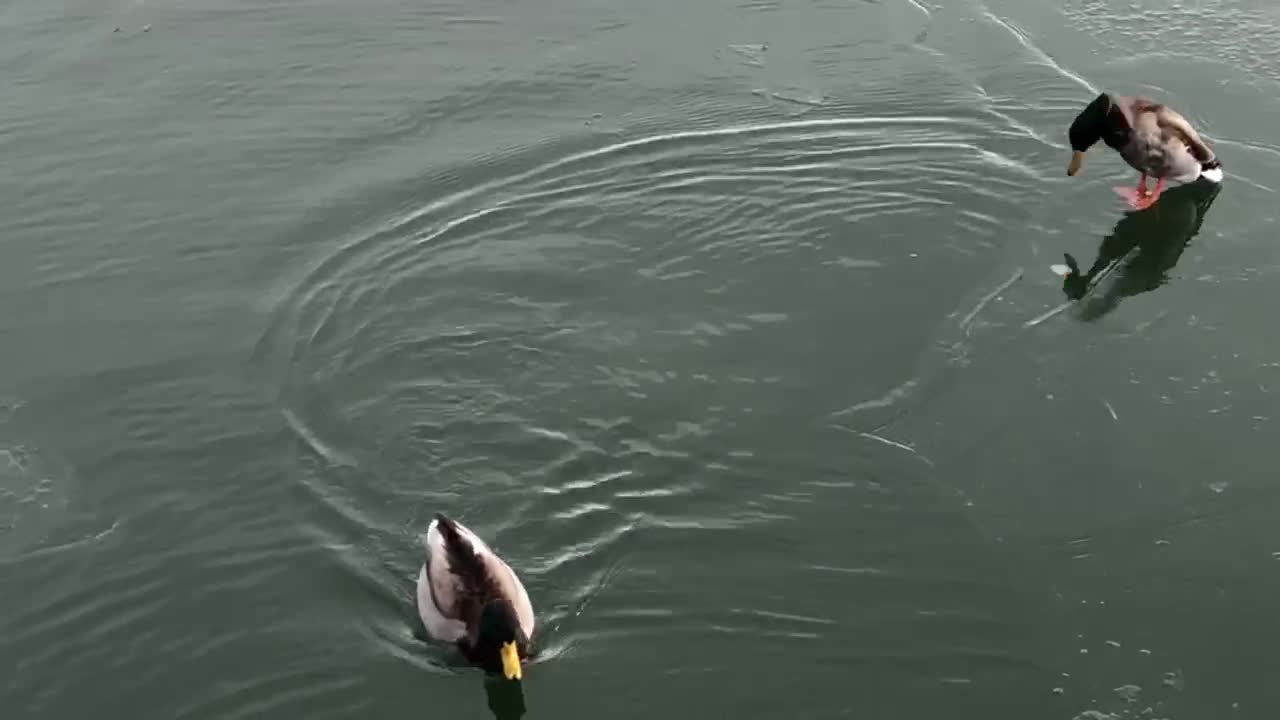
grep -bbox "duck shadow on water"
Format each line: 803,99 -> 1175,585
1057,177 -> 1223,322
483,674 -> 527,720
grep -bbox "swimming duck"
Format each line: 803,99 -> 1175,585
1066,92 -> 1222,210
417,513 -> 535,680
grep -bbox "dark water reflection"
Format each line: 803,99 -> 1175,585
483,675 -> 527,720
1059,178 -> 1224,321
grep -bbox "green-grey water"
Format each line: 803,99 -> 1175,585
4,0 -> 1280,718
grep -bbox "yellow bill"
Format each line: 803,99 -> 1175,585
500,641 -> 522,681
1067,150 -> 1086,176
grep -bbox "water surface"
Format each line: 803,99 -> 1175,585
3,0 -> 1280,718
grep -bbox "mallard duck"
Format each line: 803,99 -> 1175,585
416,513 -> 535,680
1066,92 -> 1222,210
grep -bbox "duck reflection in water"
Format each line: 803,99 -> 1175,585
1054,175 -> 1222,321
483,673 -> 527,720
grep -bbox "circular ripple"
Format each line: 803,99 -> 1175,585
256,110 -> 1039,662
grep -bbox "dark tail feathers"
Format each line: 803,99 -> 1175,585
435,514 -> 493,591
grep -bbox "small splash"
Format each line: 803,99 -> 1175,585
727,43 -> 767,66
1113,684 -> 1141,702
0,398 -> 25,422
1103,401 -> 1119,421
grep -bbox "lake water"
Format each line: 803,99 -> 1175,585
4,0 -> 1280,718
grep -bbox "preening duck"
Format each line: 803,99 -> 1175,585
1066,92 -> 1222,210
416,514 -> 535,680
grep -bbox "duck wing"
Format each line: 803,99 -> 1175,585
417,518 -> 468,642
1154,106 -> 1218,181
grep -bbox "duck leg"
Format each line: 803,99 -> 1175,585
1140,176 -> 1167,208
1113,172 -> 1162,210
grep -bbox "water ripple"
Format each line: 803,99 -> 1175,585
252,98 -> 1043,684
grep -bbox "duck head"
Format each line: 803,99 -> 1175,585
1067,92 -> 1123,177
1058,253 -> 1089,300
475,599 -> 528,681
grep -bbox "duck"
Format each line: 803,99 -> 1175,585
416,513 -> 535,680
1066,92 -> 1222,210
